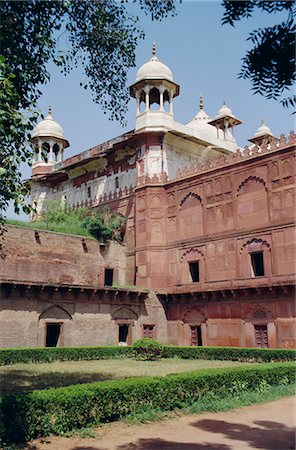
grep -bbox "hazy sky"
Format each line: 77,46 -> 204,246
8,0 -> 293,219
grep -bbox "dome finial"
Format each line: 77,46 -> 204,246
200,92 -> 203,111
151,42 -> 158,61
46,105 -> 53,120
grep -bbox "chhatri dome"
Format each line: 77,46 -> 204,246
215,101 -> 235,119
253,120 -> 273,138
32,107 -> 69,145
31,107 -> 69,174
135,43 -> 174,83
186,94 -> 236,144
248,119 -> 274,144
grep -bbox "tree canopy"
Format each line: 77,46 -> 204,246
222,0 -> 295,109
0,0 -> 179,224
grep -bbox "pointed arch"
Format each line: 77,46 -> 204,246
240,238 -> 271,254
180,191 -> 202,208
112,306 -> 138,320
245,305 -> 274,321
181,247 -> 204,261
39,305 -> 72,321
183,308 -> 206,324
237,176 -> 268,228
237,176 -> 267,194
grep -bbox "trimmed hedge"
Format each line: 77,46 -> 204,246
1,362 -> 295,443
161,346 -> 296,362
0,346 -> 133,365
133,338 -> 163,360
0,345 -> 295,366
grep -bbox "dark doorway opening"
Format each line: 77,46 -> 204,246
119,324 -> 129,343
254,324 -> 268,348
250,251 -> 265,276
190,325 -> 202,346
189,261 -> 200,282
46,323 -> 61,347
104,268 -> 114,286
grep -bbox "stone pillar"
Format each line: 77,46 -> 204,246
59,144 -> 63,162
159,86 -> 165,111
49,142 -> 54,162
144,86 -> 150,112
136,92 -> 140,116
38,141 -> 42,162
169,90 -> 174,115
267,322 -> 277,348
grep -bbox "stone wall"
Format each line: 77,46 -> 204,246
1,226 -> 127,287
134,136 -> 296,290
0,286 -> 167,348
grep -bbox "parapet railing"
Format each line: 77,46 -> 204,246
174,130 -> 295,181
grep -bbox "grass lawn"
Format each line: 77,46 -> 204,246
0,358 -> 248,395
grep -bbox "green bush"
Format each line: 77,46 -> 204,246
83,207 -> 126,242
1,362 -> 295,443
0,345 -> 295,366
133,338 -> 163,360
161,346 -> 296,363
0,346 -> 133,365
6,202 -> 126,242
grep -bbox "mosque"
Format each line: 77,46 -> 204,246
1,46 -> 295,349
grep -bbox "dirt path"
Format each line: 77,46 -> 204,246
27,397 -> 296,450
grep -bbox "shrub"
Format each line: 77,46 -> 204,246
0,346 -> 133,365
133,338 -> 163,360
0,345 -> 295,366
161,346 -> 296,363
1,362 -> 295,443
83,207 -> 126,243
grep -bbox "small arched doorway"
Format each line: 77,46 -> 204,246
39,305 -> 72,347
183,309 -> 206,346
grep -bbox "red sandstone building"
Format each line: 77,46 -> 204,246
1,47 -> 295,348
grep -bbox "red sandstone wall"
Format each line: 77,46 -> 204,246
134,142 -> 296,290
1,226 -> 126,287
166,291 -> 296,348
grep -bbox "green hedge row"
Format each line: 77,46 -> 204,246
0,345 -> 295,365
1,362 -> 295,443
161,346 -> 296,362
0,346 -> 133,365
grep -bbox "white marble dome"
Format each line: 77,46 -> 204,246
215,103 -> 234,118
32,109 -> 67,141
135,44 -> 174,83
254,120 -> 273,138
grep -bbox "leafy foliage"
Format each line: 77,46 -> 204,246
6,201 -> 126,241
133,338 -> 163,360
161,346 -> 296,362
1,362 -> 295,443
0,345 -> 295,366
222,0 -> 296,108
0,0 -> 179,122
0,58 -> 37,225
0,1 -> 179,222
83,207 -> 126,243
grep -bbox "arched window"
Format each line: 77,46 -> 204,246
53,143 -> 59,162
115,176 -> 119,189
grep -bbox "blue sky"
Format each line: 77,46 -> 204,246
8,0 -> 293,219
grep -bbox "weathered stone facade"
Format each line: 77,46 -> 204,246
1,48 -> 295,349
